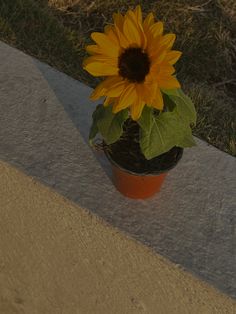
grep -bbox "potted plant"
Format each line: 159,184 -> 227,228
83,5 -> 196,199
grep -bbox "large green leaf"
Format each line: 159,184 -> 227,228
89,104 -> 129,145
162,88 -> 181,98
97,106 -> 129,145
162,93 -> 176,112
89,104 -> 105,144
138,106 -> 196,160
162,88 -> 197,126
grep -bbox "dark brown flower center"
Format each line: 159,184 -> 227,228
118,47 -> 150,83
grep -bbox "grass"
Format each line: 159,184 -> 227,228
0,0 -> 235,155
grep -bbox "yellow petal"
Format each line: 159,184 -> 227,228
143,13 -> 155,48
150,22 -> 163,38
148,34 -> 176,59
83,55 -> 117,67
113,84 -> 136,113
104,25 -> 111,33
150,48 -> 167,66
147,36 -> 163,59
90,81 -> 107,100
102,76 -> 125,87
130,98 -> 145,120
91,32 -> 119,57
143,13 -> 154,32
135,83 -> 146,104
84,61 -> 118,77
157,76 -> 181,89
105,79 -> 127,97
104,97 -> 115,107
104,25 -> 119,45
123,15 -> 142,46
126,9 -> 137,22
164,50 -> 182,65
86,45 -> 102,55
113,13 -> 130,48
142,74 -> 157,103
131,6 -> 147,48
134,5 -> 142,24
90,76 -> 126,100
159,33 -> 176,50
125,9 -> 147,48
113,12 -> 124,31
114,25 -> 130,49
158,64 -> 176,76
151,88 -> 164,110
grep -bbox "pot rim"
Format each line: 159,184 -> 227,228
104,146 -> 183,177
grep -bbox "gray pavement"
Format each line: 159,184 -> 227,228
0,41 -> 235,298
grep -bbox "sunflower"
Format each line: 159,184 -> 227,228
83,5 -> 182,121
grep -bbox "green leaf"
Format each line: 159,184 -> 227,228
89,104 -> 105,145
97,106 -> 129,145
179,131 -> 196,147
89,104 -> 129,145
162,88 -> 181,98
162,93 -> 176,112
138,106 -> 196,160
162,88 -> 197,126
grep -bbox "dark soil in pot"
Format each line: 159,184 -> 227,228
105,118 -> 183,174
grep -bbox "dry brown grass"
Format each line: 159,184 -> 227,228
1,0 -> 236,155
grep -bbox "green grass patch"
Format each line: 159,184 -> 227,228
1,0 -> 235,155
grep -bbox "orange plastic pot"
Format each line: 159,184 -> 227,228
111,165 -> 167,199
105,148 -> 183,200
